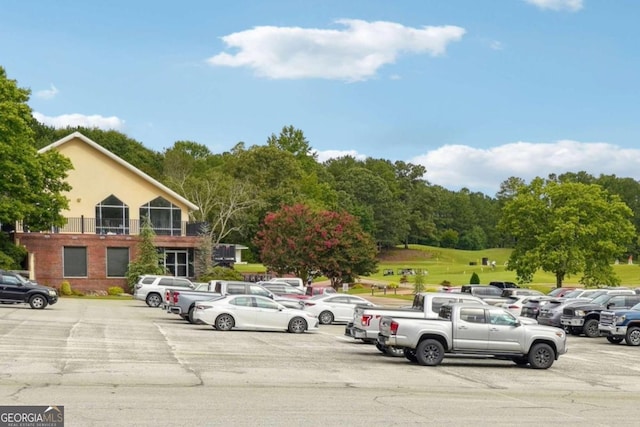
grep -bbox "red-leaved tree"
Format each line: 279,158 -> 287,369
254,204 -> 378,288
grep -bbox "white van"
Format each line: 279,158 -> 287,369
267,277 -> 304,289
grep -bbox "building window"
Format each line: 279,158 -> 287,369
107,247 -> 129,277
96,195 -> 129,235
139,197 -> 181,236
63,247 -> 87,277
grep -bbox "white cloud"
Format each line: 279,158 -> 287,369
524,0 -> 583,12
490,40 -> 504,51
35,84 -> 59,100
314,149 -> 367,163
411,140 -> 640,195
33,112 -> 125,130
207,19 -> 465,81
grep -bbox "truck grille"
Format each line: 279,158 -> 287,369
563,308 -> 575,316
600,312 -> 616,327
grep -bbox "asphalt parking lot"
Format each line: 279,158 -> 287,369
1,298 -> 640,427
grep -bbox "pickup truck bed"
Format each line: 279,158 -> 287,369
346,292 -> 487,356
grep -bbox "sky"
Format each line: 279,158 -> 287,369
2,0 -> 640,196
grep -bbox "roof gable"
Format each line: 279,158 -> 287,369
39,131 -> 198,211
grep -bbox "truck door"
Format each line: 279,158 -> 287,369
454,307 -> 489,350
487,308 -> 523,352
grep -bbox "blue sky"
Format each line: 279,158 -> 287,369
2,0 -> 640,196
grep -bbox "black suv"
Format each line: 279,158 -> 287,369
489,281 -> 519,289
0,270 -> 58,309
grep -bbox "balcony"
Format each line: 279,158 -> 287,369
15,217 -> 206,237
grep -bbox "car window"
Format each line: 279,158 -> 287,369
141,276 -> 156,284
326,296 -> 349,304
230,296 -> 254,307
489,309 -> 517,326
226,284 -> 245,294
158,278 -> 174,286
1,275 -> 21,285
431,297 -> 458,313
175,279 -> 192,288
459,307 -> 486,324
255,297 -> 279,309
348,297 -> 370,305
249,285 -> 271,297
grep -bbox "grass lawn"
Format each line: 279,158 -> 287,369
237,244 -> 640,293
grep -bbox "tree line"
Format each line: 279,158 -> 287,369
2,65 -> 638,286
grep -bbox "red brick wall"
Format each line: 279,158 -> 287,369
15,233 -> 200,293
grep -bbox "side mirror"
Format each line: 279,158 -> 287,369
514,321 -> 521,327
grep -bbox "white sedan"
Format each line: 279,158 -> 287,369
193,295 -> 319,333
303,294 -> 377,325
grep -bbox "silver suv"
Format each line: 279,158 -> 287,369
134,275 -> 195,307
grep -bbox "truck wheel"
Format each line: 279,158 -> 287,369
512,356 -> 529,366
583,319 -> 600,338
187,306 -> 196,324
528,343 -> 555,369
415,339 -> 445,366
215,314 -> 235,331
404,349 -> 418,363
384,346 -> 405,357
606,336 -> 624,344
288,317 -> 307,333
146,293 -> 162,308
318,311 -> 334,325
625,326 -> 640,346
375,342 -> 387,354
29,295 -> 48,309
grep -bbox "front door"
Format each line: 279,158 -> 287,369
487,308 -> 523,352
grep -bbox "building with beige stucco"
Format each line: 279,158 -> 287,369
13,132 -> 204,293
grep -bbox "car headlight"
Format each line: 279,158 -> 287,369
616,315 -> 626,323
574,310 -> 585,317
49,290 -> 57,296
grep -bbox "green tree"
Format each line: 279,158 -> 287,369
0,67 -> 72,232
498,178 -> 635,287
254,204 -> 378,287
469,272 -> 480,284
125,219 -> 165,291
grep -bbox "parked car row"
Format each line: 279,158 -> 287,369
133,275 -> 640,369
135,275 -> 375,334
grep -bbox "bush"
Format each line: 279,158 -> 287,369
108,286 -> 124,296
60,281 -> 73,296
440,280 -> 451,286
470,272 -> 480,284
351,283 -> 364,290
388,282 -> 399,289
198,266 -> 243,282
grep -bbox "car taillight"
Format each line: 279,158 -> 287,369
361,314 -> 372,326
390,321 -> 399,335
508,305 -> 519,309
165,290 -> 170,302
172,291 -> 179,304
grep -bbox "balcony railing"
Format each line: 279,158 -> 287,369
16,217 -> 206,237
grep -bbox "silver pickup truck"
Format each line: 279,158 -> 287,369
378,303 -> 567,369
346,292 -> 487,356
